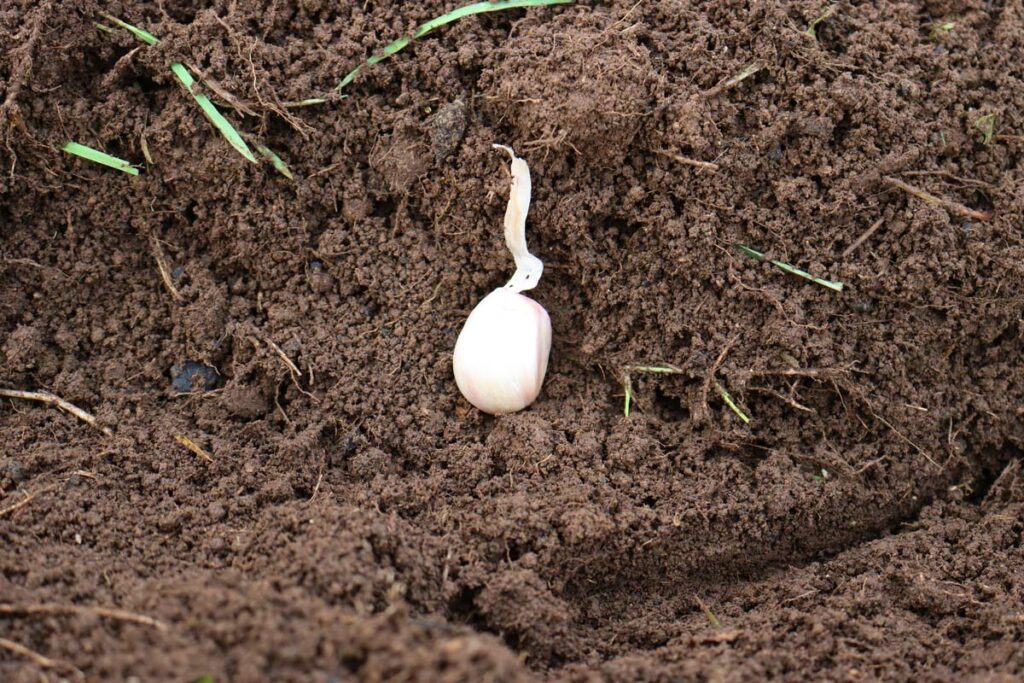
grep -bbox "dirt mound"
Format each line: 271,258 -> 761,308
483,14 -> 658,163
2,0 -> 1023,680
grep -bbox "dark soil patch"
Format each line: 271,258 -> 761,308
2,0 -> 1023,680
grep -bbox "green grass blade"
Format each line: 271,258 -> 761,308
256,145 -> 294,180
368,37 -> 412,64
62,141 -> 139,175
771,259 -> 844,292
101,14 -> 256,164
99,12 -> 159,45
337,0 -> 574,90
621,364 -> 683,417
169,63 -> 257,163
337,67 -> 363,90
735,244 -> 844,292
715,381 -> 750,425
413,0 -> 573,37
735,244 -> 767,261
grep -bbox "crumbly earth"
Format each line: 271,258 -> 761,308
2,0 -> 1023,681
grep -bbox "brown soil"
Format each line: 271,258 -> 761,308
2,0 -> 1023,681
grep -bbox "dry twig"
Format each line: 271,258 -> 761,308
0,603 -> 168,631
0,388 -> 112,436
737,366 -> 853,381
140,130 -> 154,164
174,434 -> 213,463
749,386 -> 816,414
883,176 -> 992,222
699,334 -> 739,420
842,217 -> 885,258
265,337 -> 319,403
149,234 -> 183,303
900,170 -> 990,188
874,414 -> 939,468
984,459 -> 1021,504
266,338 -> 301,377
0,485 -> 56,518
703,62 -> 764,99
0,636 -> 67,670
655,149 -> 720,172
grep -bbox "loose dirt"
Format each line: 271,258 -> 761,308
2,0 -> 1023,681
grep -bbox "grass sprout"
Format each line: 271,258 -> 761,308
100,13 -> 158,45
337,0 -> 574,91
621,364 -> 682,417
695,596 -> 723,628
974,113 -> 997,145
883,176 -> 992,222
805,5 -> 836,38
101,13 -> 257,164
169,63 -> 257,163
623,378 -> 633,417
928,20 -> 956,42
735,244 -> 844,292
619,364 -> 752,424
256,145 -> 294,180
714,381 -> 750,424
62,141 -> 139,175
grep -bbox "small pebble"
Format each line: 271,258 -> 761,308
847,300 -> 876,313
309,271 -> 333,294
208,502 -> 227,522
4,459 -> 27,483
157,511 -> 183,533
171,361 -> 221,393
429,99 -> 467,161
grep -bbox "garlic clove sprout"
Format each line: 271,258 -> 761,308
493,144 -> 543,293
452,145 -> 551,415
453,288 -> 552,415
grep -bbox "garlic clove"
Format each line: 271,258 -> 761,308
453,145 -> 551,415
453,288 -> 551,415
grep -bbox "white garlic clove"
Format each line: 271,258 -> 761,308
453,145 -> 550,415
453,288 -> 551,415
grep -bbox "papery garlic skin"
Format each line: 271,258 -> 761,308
453,288 -> 551,415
